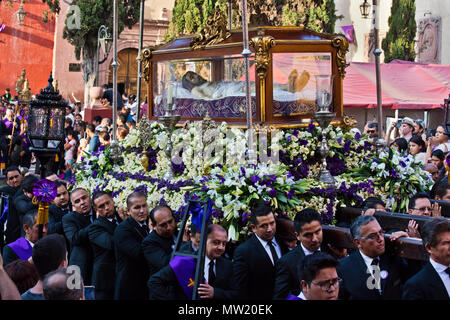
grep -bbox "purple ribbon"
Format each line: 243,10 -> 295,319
0,197 -> 8,224
0,24 -> 5,33
8,237 -> 33,261
169,255 -> 201,299
286,294 -> 302,300
2,119 -> 13,130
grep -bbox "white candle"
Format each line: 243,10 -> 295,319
167,84 -> 173,105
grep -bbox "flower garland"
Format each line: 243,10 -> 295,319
72,120 -> 433,240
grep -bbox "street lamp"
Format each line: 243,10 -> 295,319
96,25 -> 113,86
360,0 -> 370,19
28,72 -> 67,179
361,0 -> 384,152
16,1 -> 26,26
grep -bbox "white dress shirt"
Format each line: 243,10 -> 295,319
26,238 -> 34,248
254,234 -> 281,265
298,291 -> 307,300
300,242 -> 319,256
359,250 -> 382,292
429,257 -> 450,297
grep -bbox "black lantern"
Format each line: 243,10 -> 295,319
360,0 -> 370,19
28,73 -> 67,178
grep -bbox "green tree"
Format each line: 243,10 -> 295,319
382,0 -> 416,63
165,0 -> 218,41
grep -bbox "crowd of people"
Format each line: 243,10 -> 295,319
362,116 -> 449,185
0,164 -> 448,301
0,87 -> 137,179
0,86 -> 449,301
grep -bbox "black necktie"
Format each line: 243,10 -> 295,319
268,240 -> 279,265
445,267 -> 450,276
208,260 -> 216,285
371,258 -> 380,266
141,224 -> 148,235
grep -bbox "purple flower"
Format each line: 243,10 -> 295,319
286,190 -> 295,199
33,179 -> 57,202
355,132 -> 361,141
251,175 -> 261,185
337,137 -> 343,144
286,135 -> 292,142
308,123 -> 316,133
268,188 -> 277,198
292,129 -> 299,137
299,139 -> 308,146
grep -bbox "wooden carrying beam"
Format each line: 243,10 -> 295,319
322,225 -> 427,261
335,207 -> 448,232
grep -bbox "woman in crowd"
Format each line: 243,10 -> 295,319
408,135 -> 427,165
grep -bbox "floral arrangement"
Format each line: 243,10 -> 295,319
71,119 -> 433,240
344,147 -> 434,212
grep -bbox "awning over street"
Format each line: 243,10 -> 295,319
343,60 -> 450,110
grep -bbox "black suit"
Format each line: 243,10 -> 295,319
142,230 -> 176,279
114,217 -> 149,300
402,262 -> 449,300
149,256 -> 234,300
232,235 -> 287,300
48,204 -> 70,235
62,211 -> 94,286
2,244 -> 19,266
88,216 -> 117,300
0,185 -> 22,245
273,244 -> 307,299
13,193 -> 37,237
338,250 -> 411,300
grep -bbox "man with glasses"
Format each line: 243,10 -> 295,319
408,192 -> 441,217
287,252 -> 339,300
337,215 -> 413,300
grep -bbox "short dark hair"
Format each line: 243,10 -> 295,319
350,215 -> 377,239
149,204 -> 173,226
293,208 -> 321,233
250,204 -> 273,225
93,116 -> 102,123
393,138 -> 408,153
32,234 -> 67,279
55,181 -> 68,190
409,135 -> 426,152
92,190 -> 112,204
21,174 -> 39,193
367,122 -> 378,130
4,260 -> 39,294
86,123 -> 95,132
126,191 -> 147,209
43,268 -> 84,300
206,223 -> 226,237
421,217 -> 450,248
23,209 -> 38,228
300,252 -> 339,285
431,149 -> 445,161
408,192 -> 430,210
6,165 -> 21,176
435,182 -> 450,199
361,197 -> 385,210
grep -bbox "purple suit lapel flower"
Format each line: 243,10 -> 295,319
33,179 -> 57,203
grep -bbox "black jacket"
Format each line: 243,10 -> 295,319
113,217 -> 149,300
142,230 -> 176,279
62,211 -> 94,286
337,250 -> 412,300
149,256 -> 234,300
0,185 -> 21,245
231,235 -> 287,300
13,193 -> 37,237
48,204 -> 70,235
402,262 -> 449,300
88,216 -> 117,298
273,244 -> 307,299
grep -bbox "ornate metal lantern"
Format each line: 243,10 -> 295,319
16,1 -> 26,26
360,0 -> 370,19
28,73 -> 67,177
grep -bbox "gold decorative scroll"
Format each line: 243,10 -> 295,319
340,115 -> 358,131
191,7 -> 231,50
249,34 -> 275,80
331,34 -> 349,78
141,48 -> 153,82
